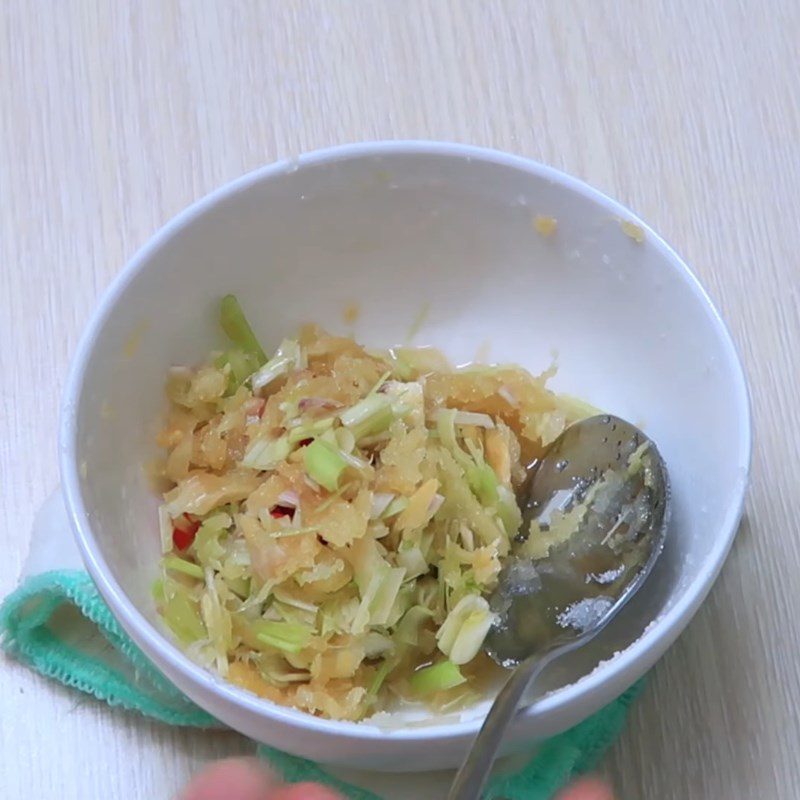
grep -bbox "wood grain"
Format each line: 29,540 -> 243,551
1,1 -> 798,797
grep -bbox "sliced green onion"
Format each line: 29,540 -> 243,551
340,395 -> 395,441
219,295 -> 267,365
163,556 -> 205,579
253,620 -> 313,654
242,436 -> 293,470
303,439 -> 348,491
409,660 -> 466,695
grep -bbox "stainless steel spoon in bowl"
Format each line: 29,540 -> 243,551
447,415 -> 670,800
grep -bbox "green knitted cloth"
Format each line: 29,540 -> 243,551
0,570 -> 641,799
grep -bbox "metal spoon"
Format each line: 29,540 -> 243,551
447,415 -> 670,800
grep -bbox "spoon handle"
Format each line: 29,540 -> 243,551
446,651 -> 552,800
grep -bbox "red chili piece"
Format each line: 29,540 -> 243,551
270,505 -> 296,520
172,516 -> 200,550
298,438 -> 314,447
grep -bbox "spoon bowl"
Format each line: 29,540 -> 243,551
487,415 -> 670,667
448,415 -> 669,799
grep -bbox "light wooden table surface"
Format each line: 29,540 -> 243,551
2,2 -> 798,798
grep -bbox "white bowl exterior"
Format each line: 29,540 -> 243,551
61,142 -> 750,770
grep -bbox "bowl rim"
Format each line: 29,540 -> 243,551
60,139 -> 752,742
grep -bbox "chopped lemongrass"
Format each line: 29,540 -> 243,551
370,492 -> 395,519
163,556 -> 205,579
227,576 -> 251,599
356,431 -> 393,448
287,416 -> 335,444
452,410 -> 496,428
272,586 -> 319,614
381,381 -> 425,427
229,348 -> 260,383
397,546 -> 429,580
219,348 -> 260,391
429,493 -> 445,516
363,631 -> 394,658
277,490 -> 300,508
194,518 -> 228,568
353,563 -> 406,632
298,397 -> 341,412
334,426 -> 356,454
242,436 -> 293,470
436,408 -> 473,472
395,479 -> 440,531
337,448 -> 371,471
251,353 -> 294,393
161,582 -> 207,643
370,566 -> 406,625
340,395 -> 395,441
219,295 -> 267,365
468,461 -> 499,506
367,370 -> 392,397
381,496 -> 409,519
313,480 -> 357,513
152,577 -> 165,604
395,605 -> 433,646
303,438 -> 348,492
409,660 -> 466,695
158,505 -> 172,554
269,526 -> 320,539
368,659 -> 394,697
463,439 -> 500,506
496,485 -> 522,537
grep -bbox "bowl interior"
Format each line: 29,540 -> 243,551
69,145 -> 749,723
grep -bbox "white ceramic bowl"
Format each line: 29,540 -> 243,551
60,141 -> 751,771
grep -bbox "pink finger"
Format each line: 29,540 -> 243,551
179,757 -> 277,800
271,781 -> 344,800
555,776 -> 615,800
